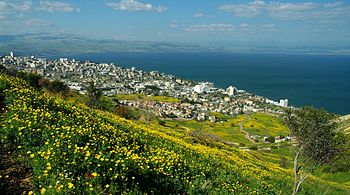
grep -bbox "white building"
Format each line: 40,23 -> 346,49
60,58 -> 68,63
279,99 -> 288,107
226,86 -> 238,96
193,82 -> 214,93
10,52 -> 14,58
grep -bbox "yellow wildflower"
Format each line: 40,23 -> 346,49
40,187 -> 46,194
68,182 -> 74,189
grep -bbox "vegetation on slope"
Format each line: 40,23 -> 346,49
0,73 -> 349,194
115,94 -> 180,103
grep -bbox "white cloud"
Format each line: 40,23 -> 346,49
106,0 -> 167,13
8,0 -> 32,12
185,24 -> 236,32
170,23 -> 178,28
185,23 -> 278,33
23,18 -> 52,27
193,12 -> 209,18
219,1 -> 350,21
261,24 -> 274,28
0,0 -> 32,19
38,1 -> 80,13
170,19 -> 178,28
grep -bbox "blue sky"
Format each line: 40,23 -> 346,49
0,0 -> 349,46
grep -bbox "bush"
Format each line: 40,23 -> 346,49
25,73 -> 42,89
265,136 -> 275,143
280,157 -> 289,168
48,80 -> 69,94
114,106 -> 132,119
250,145 -> 258,150
158,120 -> 166,126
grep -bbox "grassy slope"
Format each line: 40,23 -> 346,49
0,74 -> 349,194
115,94 -> 180,103
162,113 -> 289,146
243,113 -> 288,137
163,115 -> 252,146
340,114 -> 350,134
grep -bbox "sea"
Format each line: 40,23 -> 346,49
65,52 -> 350,115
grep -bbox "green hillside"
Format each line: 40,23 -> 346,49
0,73 -> 349,194
340,115 -> 350,134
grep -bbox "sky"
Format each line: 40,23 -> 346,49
0,0 -> 350,46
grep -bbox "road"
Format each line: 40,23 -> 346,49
239,115 -> 256,143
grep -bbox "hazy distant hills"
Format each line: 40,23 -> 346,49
0,33 -> 222,56
0,33 -> 349,56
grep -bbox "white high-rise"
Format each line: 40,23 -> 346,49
193,82 -> 213,93
10,52 -> 14,58
226,86 -> 238,96
279,99 -> 288,107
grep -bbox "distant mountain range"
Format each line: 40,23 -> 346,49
0,33 -> 222,57
0,33 -> 349,56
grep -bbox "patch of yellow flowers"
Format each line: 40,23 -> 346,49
1,73 -> 328,194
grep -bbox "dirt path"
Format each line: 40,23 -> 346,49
239,115 -> 256,144
0,144 -> 32,194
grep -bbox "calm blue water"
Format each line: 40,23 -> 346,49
67,52 -> 350,115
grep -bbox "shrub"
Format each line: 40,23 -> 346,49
158,120 -> 166,126
250,145 -> 258,150
48,80 -> 69,94
265,136 -> 275,143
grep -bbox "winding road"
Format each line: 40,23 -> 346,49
239,115 -> 256,143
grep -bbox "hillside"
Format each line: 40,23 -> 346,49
0,73 -> 349,194
1,33 -> 349,56
0,33 -> 219,57
340,115 -> 350,134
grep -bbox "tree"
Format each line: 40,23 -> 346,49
284,106 -> 346,195
49,80 -> 69,94
86,81 -> 102,108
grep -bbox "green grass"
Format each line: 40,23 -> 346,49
160,113 -> 288,146
163,117 -> 253,145
160,114 -> 287,146
115,94 -> 180,103
243,113 -> 288,137
339,115 -> 350,134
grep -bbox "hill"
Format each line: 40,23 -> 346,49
0,73 -> 349,194
1,33 -> 349,57
0,33 -> 220,57
340,115 -> 350,134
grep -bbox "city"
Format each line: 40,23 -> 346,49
1,52 -> 289,121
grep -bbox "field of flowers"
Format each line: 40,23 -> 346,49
0,73 -> 349,194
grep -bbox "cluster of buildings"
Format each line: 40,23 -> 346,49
1,52 -> 289,120
265,98 -> 289,107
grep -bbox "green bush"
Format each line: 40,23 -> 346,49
158,120 -> 166,126
265,136 -> 275,143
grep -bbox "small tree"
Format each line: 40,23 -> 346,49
86,81 -> 102,108
284,106 -> 346,195
49,80 -> 69,94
